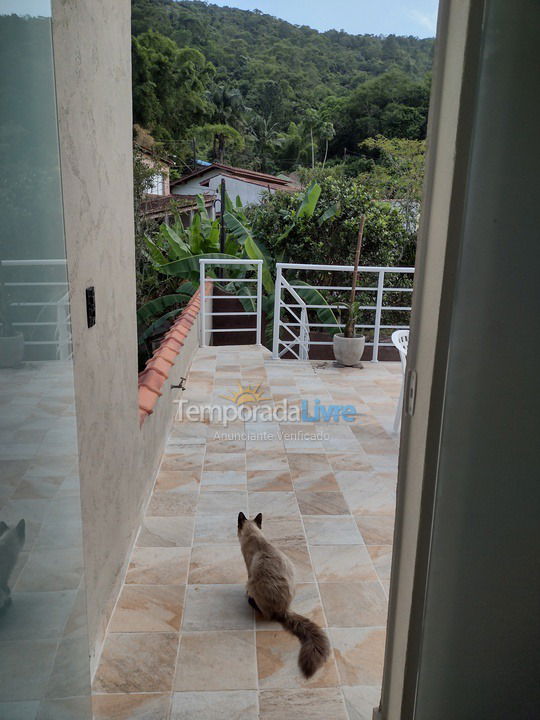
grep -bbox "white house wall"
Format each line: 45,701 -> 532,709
207,174 -> 267,206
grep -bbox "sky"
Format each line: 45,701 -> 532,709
196,0 -> 439,37
1,0 -> 439,36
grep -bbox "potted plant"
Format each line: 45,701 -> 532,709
0,264 -> 24,368
333,216 -> 366,366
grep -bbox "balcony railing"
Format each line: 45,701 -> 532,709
273,263 -> 414,362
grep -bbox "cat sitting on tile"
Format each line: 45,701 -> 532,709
238,512 -> 329,678
0,519 -> 25,612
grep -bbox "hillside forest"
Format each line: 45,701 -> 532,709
132,0 -> 433,175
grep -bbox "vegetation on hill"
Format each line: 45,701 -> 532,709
131,0 -> 433,172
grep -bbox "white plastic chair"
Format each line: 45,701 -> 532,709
392,329 -> 409,433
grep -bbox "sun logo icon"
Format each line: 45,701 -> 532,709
222,383 -> 269,406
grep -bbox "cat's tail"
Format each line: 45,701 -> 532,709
274,610 -> 330,678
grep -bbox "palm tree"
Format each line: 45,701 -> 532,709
207,85 -> 246,162
247,114 -> 281,172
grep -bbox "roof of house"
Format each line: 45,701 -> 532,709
141,193 -> 214,217
170,162 -> 300,193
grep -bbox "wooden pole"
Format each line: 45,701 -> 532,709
346,215 -> 365,337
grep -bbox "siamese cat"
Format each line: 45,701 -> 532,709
238,512 -> 330,678
0,519 -> 25,612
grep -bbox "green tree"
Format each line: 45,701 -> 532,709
206,85 -> 247,162
132,30 -> 214,150
360,135 -> 426,237
247,114 -> 281,172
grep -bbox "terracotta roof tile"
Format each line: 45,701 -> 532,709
138,282 -> 211,427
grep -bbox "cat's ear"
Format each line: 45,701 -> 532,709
254,513 -> 263,529
15,519 -> 25,543
0,521 -> 8,537
238,512 -> 247,531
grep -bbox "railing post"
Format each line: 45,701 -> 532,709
272,264 -> 282,359
372,269 -> 385,362
300,307 -> 308,360
199,260 -> 206,347
256,260 -> 263,346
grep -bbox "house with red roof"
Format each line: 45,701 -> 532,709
170,161 -> 301,208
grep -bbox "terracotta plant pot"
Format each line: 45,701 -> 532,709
0,332 -> 24,368
333,333 -> 365,367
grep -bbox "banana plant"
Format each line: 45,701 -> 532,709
139,185 -> 339,359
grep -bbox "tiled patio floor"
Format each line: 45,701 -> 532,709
93,346 -> 400,720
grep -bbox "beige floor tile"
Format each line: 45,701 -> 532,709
256,583 -> 326,629
170,690 -> 258,720
310,545 -> 377,583
108,585 -> 184,633
174,630 -> 257,691
326,453 -> 372,472
287,453 -> 338,492
277,543 -> 316,583
204,452 -> 246,470
183,584 -> 253,631
296,491 -> 349,516
126,547 -> 190,585
188,544 -> 246,584
197,491 -> 248,516
246,450 -> 289,471
15,548 -> 83,592
92,693 -> 171,719
303,516 -> 364,545
248,491 -> 299,517
340,478 -> 395,515
355,515 -> 395,545
205,437 -> 247,453
137,516 -> 195,548
147,492 -> 198,517
320,582 -> 387,627
247,469 -> 294,491
258,515 -> 305,545
342,685 -> 382,720
259,688 -> 348,720
256,630 -> 338,689
155,470 -> 200,493
367,546 -> 393,583
161,452 -> 205,473
329,628 -> 386,686
193,514 -> 239,544
93,633 -> 179,693
201,470 -> 247,491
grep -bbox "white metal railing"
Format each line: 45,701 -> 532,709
272,276 -> 310,360
0,259 -> 71,358
199,258 -> 263,347
272,262 -> 414,361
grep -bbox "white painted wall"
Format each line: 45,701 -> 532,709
172,170 -> 274,207
52,0 -> 201,674
207,174 -> 268,207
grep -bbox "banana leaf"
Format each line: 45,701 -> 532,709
137,294 -> 185,324
144,236 -> 169,266
296,180 -> 321,219
293,280 -> 339,332
159,253 -> 244,282
138,308 -> 183,344
224,211 -> 274,293
318,202 -> 340,226
161,225 -> 190,259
